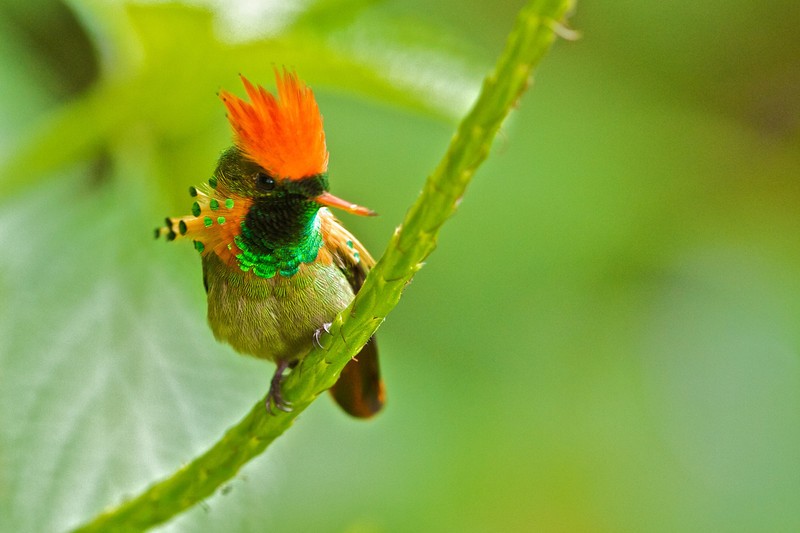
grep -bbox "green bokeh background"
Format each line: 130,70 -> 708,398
1,1 -> 799,531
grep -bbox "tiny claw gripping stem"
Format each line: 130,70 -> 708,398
265,360 -> 293,415
313,322 -> 333,349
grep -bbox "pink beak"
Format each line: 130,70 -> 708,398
316,191 -> 377,216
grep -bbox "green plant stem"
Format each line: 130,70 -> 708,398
70,1 -> 573,531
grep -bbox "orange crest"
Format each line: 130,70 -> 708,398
220,69 -> 329,180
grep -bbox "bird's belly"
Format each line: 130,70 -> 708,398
203,255 -> 354,362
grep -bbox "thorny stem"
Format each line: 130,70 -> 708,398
70,1 -> 575,530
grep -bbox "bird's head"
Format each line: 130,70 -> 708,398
158,70 -> 374,266
217,69 -> 375,216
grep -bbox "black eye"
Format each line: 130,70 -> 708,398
256,172 -> 276,191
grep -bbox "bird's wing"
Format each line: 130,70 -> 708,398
319,208 -> 385,418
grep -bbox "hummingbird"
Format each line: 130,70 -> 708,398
156,69 -> 384,418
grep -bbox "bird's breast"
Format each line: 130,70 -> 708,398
202,253 -> 354,362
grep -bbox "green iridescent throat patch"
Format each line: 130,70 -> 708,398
235,213 -> 323,278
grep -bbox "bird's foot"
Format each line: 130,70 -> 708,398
313,322 -> 333,349
265,360 -> 293,415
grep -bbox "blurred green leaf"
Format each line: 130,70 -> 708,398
0,138 -> 267,532
290,0 -> 384,31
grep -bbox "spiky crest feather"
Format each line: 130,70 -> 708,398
220,69 -> 328,180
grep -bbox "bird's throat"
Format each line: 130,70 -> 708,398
235,199 -> 323,279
